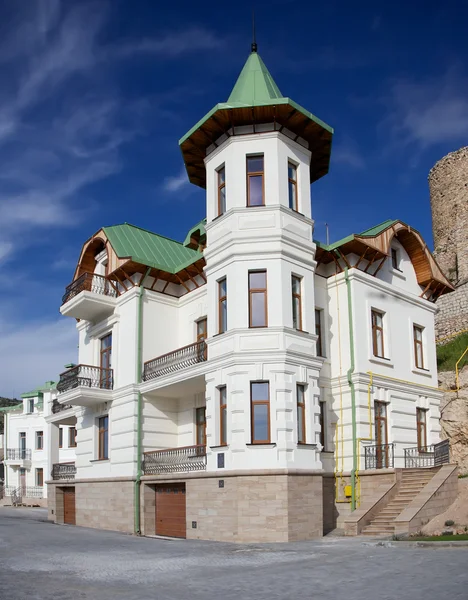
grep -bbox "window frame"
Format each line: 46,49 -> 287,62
288,161 -> 298,211
416,408 -> 427,451
36,430 -> 43,451
319,401 -> 326,449
100,333 -> 112,389
98,416 -> 109,460
291,275 -> 303,331
219,386 -> 227,446
413,325 -> 424,369
248,270 -> 268,328
371,309 -> 385,358
391,247 -> 400,271
69,426 -> 77,448
217,165 -> 226,216
28,399 -> 34,414
297,384 -> 306,444
218,278 -> 227,334
36,468 -> 44,487
315,309 -> 324,357
250,381 -> 270,444
246,155 -> 265,207
196,407 -> 206,447
59,427 -> 63,449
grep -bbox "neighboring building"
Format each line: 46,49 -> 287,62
48,45 -> 454,541
2,382 -> 76,506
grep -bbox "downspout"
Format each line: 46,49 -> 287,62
134,267 -> 151,535
4,410 -> 8,488
344,266 -> 357,511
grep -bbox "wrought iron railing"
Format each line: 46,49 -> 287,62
143,340 -> 207,381
143,445 -> 206,475
364,443 -> 394,469
404,440 -> 450,468
6,448 -> 32,460
57,364 -> 113,393
51,399 -> 73,414
52,463 -> 76,480
62,272 -> 118,305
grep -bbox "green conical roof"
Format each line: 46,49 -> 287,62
227,51 -> 283,106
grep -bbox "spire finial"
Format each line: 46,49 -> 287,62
251,9 -> 257,53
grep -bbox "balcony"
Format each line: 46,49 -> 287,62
143,445 -> 206,475
404,440 -> 450,468
143,340 -> 207,381
364,443 -> 394,469
5,448 -> 32,467
60,272 -> 118,321
51,399 -> 73,414
56,365 -> 113,407
52,463 -> 76,480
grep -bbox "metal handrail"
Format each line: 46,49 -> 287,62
404,440 -> 450,468
364,443 -> 394,469
6,449 -> 32,460
57,364 -> 113,393
143,340 -> 207,381
62,272 -> 118,305
51,399 -> 73,414
143,445 -> 206,474
52,463 -> 76,480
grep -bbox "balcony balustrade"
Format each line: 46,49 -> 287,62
52,463 -> 76,480
6,449 -> 32,461
51,399 -> 73,414
404,439 -> 450,468
57,364 -> 113,394
364,443 -> 394,469
143,445 -> 206,475
143,340 -> 207,381
62,272 -> 117,305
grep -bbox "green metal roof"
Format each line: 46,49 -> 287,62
184,219 -> 207,246
0,403 -> 22,412
21,380 -> 56,399
315,220 -> 399,252
103,223 -> 202,274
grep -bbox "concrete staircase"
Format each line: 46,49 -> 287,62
362,469 -> 436,536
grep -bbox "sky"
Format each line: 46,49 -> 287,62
0,0 -> 467,397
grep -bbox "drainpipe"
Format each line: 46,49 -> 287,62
134,267 -> 151,535
4,410 -> 8,489
344,266 -> 357,511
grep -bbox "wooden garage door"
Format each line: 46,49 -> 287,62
63,487 -> 76,525
155,484 -> 186,538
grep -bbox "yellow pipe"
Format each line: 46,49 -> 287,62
355,373 -> 374,507
455,347 -> 468,392
436,328 -> 468,344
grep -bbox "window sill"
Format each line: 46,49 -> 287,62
246,443 -> 276,448
390,267 -> 406,280
369,356 -> 394,368
321,450 -> 334,454
412,367 -> 432,377
209,445 -> 228,450
89,458 -> 110,463
297,443 -> 317,448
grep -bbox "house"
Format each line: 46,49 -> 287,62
2,382 -> 77,506
47,45 -> 455,541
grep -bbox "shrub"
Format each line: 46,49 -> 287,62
437,332 -> 468,372
445,519 -> 455,527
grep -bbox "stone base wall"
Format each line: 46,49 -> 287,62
435,281 -> 468,340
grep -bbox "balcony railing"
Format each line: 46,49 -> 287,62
364,443 -> 394,469
143,340 -> 207,381
6,449 -> 32,461
57,364 -> 113,393
62,272 -> 118,305
143,445 -> 206,475
404,440 -> 450,468
52,463 -> 76,480
51,399 -> 73,414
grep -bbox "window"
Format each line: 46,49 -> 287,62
414,325 -> 424,369
36,431 -> 43,450
374,401 -> 388,468
391,247 -> 400,270
288,162 -> 298,211
196,407 -> 206,447
292,275 -> 302,330
319,401 -> 326,449
416,408 -> 427,451
100,333 -> 112,389
249,271 -> 268,328
218,278 -> 227,333
219,386 -> 227,446
98,416 -> 109,460
19,432 -> 26,458
297,384 -> 306,444
371,310 -> 385,358
247,155 -> 264,206
217,165 -> 226,215
315,309 -> 324,357
36,468 -> 44,487
197,318 -> 207,342
28,399 -> 34,413
251,382 -> 270,443
69,427 -> 77,448
59,428 -> 63,449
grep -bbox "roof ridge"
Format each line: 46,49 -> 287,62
104,222 -> 195,249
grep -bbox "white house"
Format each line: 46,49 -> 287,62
2,382 -> 77,506
47,45 -> 455,540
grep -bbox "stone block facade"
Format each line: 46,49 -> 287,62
435,281 -> 468,340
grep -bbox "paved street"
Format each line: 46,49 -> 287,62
0,507 -> 467,600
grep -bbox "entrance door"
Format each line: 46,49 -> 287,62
19,468 -> 26,495
63,487 -> 76,525
100,333 -> 112,389
155,484 -> 186,538
374,401 -> 388,468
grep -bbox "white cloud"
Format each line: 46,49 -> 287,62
0,318 -> 77,398
333,139 -> 365,169
163,168 -> 190,192
383,68 -> 468,148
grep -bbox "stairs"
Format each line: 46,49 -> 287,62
362,469 -> 436,536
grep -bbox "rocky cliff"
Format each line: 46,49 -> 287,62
439,367 -> 468,475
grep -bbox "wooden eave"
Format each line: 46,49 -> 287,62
181,103 -> 332,189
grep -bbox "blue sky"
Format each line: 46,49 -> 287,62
1,0 -> 467,396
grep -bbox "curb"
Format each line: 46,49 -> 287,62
366,540 -> 468,548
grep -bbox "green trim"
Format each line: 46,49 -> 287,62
344,265 -> 357,512
0,404 -> 22,412
183,219 -> 207,247
21,380 -> 56,399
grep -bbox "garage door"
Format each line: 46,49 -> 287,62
155,484 -> 186,538
63,487 -> 76,525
